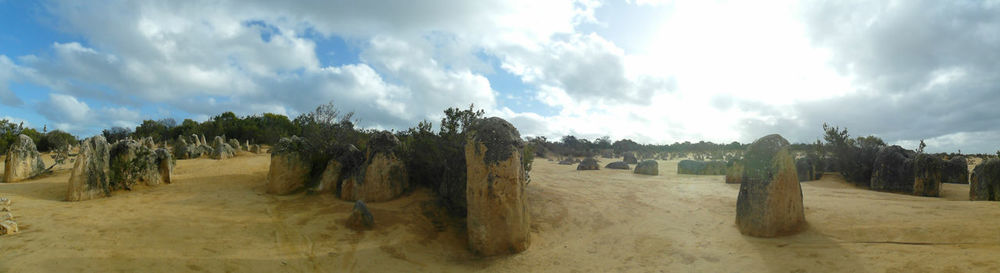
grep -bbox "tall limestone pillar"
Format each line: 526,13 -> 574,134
465,117 -> 530,256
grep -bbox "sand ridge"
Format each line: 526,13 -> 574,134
1,154 -> 999,272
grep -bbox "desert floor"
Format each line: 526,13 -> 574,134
2,154 -> 1000,272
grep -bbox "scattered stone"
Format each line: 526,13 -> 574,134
970,159 -> 1000,201
736,134 -> 805,237
67,136 -> 112,201
870,145 -> 915,193
266,136 -> 311,195
913,154 -> 943,197
725,160 -> 744,184
3,134 -> 46,183
346,200 -> 375,231
251,144 -> 262,154
942,156 -> 969,184
634,160 -> 659,175
340,131 -> 409,202
465,117 -> 530,256
605,161 -> 630,170
623,152 -> 638,164
677,160 -> 728,175
577,157 -> 599,170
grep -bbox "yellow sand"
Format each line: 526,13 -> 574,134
2,154 -> 999,272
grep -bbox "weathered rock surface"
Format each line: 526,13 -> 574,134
0,219 -> 17,235
913,154 -> 943,197
316,145 -> 362,194
172,136 -> 191,159
870,145 -> 915,193
605,161 -> 630,170
340,131 -> 409,202
942,156 -> 969,184
465,117 -> 530,256
266,136 -> 311,195
109,139 -> 169,190
154,148 -> 174,185
3,134 -> 46,183
250,144 -> 262,154
736,134 -> 805,237
346,200 -> 375,231
67,136 -> 112,201
228,139 -> 242,152
623,152 -> 638,164
633,160 -> 659,175
576,157 -> 599,170
211,136 -> 236,160
677,160 -> 728,175
970,159 -> 1000,201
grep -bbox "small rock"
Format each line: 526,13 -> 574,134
605,161 -> 630,170
633,160 -> 659,175
346,200 -> 374,230
577,157 -> 599,170
0,220 -> 17,235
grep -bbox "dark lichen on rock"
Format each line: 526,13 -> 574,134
470,117 -> 524,165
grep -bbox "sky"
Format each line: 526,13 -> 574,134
1,0 -> 999,153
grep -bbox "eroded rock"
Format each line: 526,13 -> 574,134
736,134 -> 805,237
340,131 -> 409,202
266,136 -> 311,195
634,160 -> 658,175
971,159 -> 1000,201
605,161 -> 630,170
3,134 -> 45,183
577,157 -> 599,170
465,117 -> 530,256
67,136 -> 111,201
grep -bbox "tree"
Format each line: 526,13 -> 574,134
134,119 -> 169,141
103,127 -> 132,143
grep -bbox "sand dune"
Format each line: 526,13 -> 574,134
2,154 -> 999,272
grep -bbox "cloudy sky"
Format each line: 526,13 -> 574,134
1,0 -> 998,153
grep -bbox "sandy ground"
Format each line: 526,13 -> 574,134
2,154 -> 1000,272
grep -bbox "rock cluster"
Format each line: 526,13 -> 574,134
66,136 -> 173,201
633,160 -> 658,175
795,158 -> 823,182
677,160 -> 728,175
0,197 -> 16,235
970,159 -> 1000,201
3,134 -> 46,183
340,131 -> 409,202
576,157 -> 599,170
605,161 -> 630,170
465,117 -> 530,256
736,134 -> 805,237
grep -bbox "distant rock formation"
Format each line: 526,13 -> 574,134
942,156 -> 969,184
228,139 -> 242,153
623,152 -> 638,164
633,160 -> 658,175
3,134 -> 45,183
211,136 -> 236,160
577,157 -> 599,170
67,137 -> 171,201
677,160 -> 728,175
795,158 -> 823,182
736,134 -> 805,237
465,117 -> 530,256
605,161 -> 630,170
